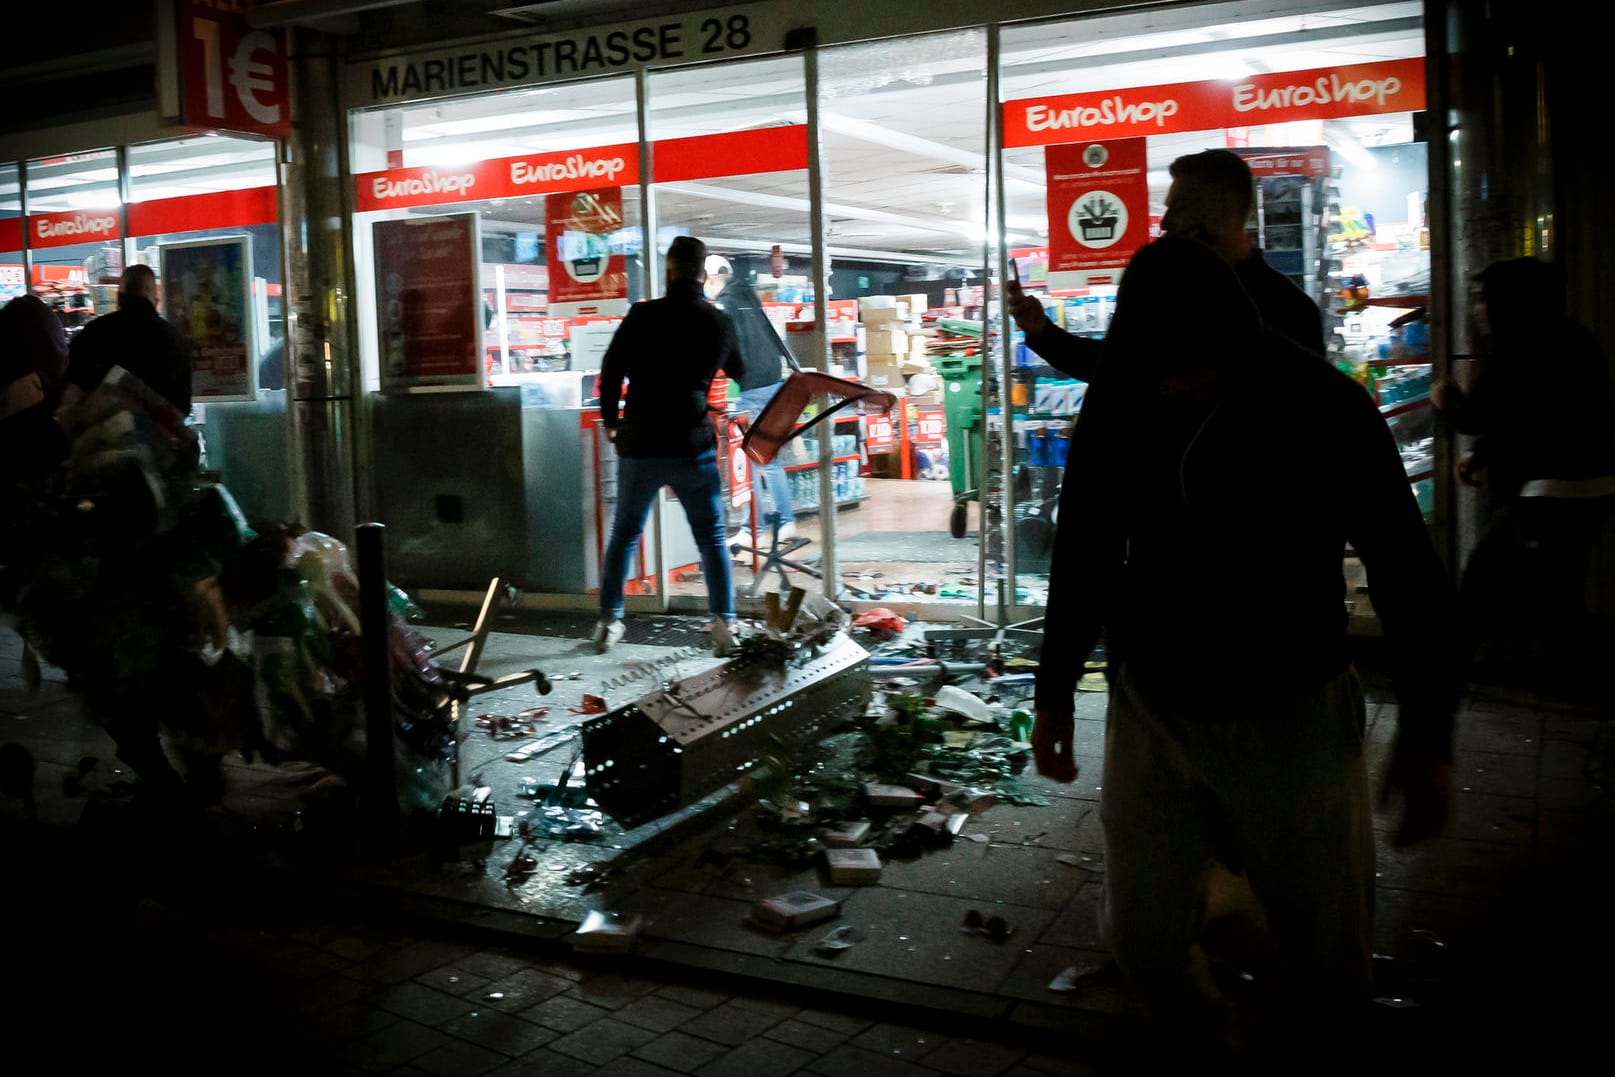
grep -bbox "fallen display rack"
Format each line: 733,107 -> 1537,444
581,631 -> 871,828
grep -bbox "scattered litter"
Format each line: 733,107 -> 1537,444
507,730 -> 577,762
752,890 -> 841,931
572,910 -> 643,953
864,782 -> 926,809
1049,962 -> 1104,992
1056,854 -> 1083,867
505,854 -> 539,878
569,694 -> 608,715
494,816 -> 514,839
825,847 -> 883,884
852,608 -> 908,634
933,685 -> 992,724
1374,997 -> 1419,1009
553,672 -> 582,681
967,833 -> 989,843
814,925 -> 865,954
821,820 -> 872,848
961,909 -> 1012,942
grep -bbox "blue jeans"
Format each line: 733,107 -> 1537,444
600,447 -> 734,622
737,382 -> 796,527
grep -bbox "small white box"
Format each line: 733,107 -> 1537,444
572,910 -> 643,953
752,890 -> 842,931
825,847 -> 883,885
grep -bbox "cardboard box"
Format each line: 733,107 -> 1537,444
902,294 -> 931,316
752,890 -> 842,930
859,297 -> 901,324
821,820 -> 872,847
865,329 -> 908,355
863,357 -> 904,389
825,847 -> 883,884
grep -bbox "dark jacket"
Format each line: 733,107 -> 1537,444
715,278 -> 792,391
1,295 -> 70,480
599,279 -> 743,458
1035,238 -> 1458,759
1021,250 -> 1327,380
67,296 -> 193,415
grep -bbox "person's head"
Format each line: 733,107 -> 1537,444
1473,256 -> 1563,354
0,293 -> 68,387
665,236 -> 707,290
118,264 -> 159,308
1107,234 -> 1260,398
702,254 -> 732,300
1161,149 -> 1256,263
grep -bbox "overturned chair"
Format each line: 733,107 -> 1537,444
732,370 -> 899,597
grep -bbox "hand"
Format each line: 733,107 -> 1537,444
1031,708 -> 1079,783
1005,278 -> 1050,337
605,426 -> 617,443
1380,737 -> 1452,847
1457,450 -> 1479,486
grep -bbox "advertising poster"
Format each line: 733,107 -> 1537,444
373,213 -> 483,392
546,188 -> 629,319
160,236 -> 255,402
1045,137 -> 1149,290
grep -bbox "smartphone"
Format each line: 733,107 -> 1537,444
1007,258 -> 1022,294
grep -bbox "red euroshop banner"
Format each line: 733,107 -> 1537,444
127,186 -> 278,236
1046,138 -> 1149,289
355,144 -> 638,212
546,188 -> 629,318
29,209 -> 122,250
372,212 -> 484,391
174,0 -> 291,140
1005,58 -> 1424,148
653,125 -> 808,183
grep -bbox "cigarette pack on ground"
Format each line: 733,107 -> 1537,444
572,910 -> 643,953
825,847 -> 883,885
821,820 -> 872,848
864,782 -> 926,809
752,890 -> 842,931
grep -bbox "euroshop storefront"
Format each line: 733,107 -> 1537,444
337,0 -> 1447,625
5,0 -> 1499,624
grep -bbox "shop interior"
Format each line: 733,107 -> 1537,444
344,0 -> 1430,620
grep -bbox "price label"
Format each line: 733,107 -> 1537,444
865,413 -> 894,454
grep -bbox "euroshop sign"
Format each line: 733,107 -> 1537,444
349,3 -> 793,108
354,145 -> 640,211
1004,58 -> 1424,147
31,210 -> 121,250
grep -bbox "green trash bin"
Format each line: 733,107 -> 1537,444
934,352 -> 984,500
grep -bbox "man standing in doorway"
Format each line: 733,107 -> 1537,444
703,254 -> 797,550
1006,148 -> 1327,376
66,264 -> 193,415
595,236 -> 744,656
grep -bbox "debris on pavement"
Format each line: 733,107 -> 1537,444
751,890 -> 842,931
572,909 -> 643,953
813,924 -> 865,954
1049,962 -> 1105,992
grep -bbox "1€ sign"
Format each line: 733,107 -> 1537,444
178,1 -> 291,139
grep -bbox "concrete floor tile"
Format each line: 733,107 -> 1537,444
354,939 -> 481,985
651,982 -> 733,1010
419,966 -> 492,997
631,1030 -> 730,1072
613,994 -> 706,1033
805,1044 -> 934,1077
764,1017 -> 852,1054
726,994 -> 800,1019
792,1008 -> 872,1036
412,1039 -> 509,1077
486,1047 -> 596,1077
371,981 -> 479,1026
1036,881 -> 1105,950
923,1038 -> 1028,1077
312,1003 -> 403,1041
570,972 -> 659,1010
874,842 -> 1086,911
440,1010 -> 558,1057
601,1058 -> 684,1077
475,968 -> 574,1013
680,999 -> 789,1046
1373,834 -> 1533,901
996,945 -> 1140,1016
547,1017 -> 658,1065
699,1036 -> 814,1077
1451,751 -> 1538,799
339,1019 -> 449,1072
520,994 -> 614,1033
294,970 -> 370,1013
1019,1053 -> 1109,1076
784,888 -> 1056,993
1455,710 -> 1543,756
1451,791 -> 1536,845
846,1022 -> 948,1061
1540,738 -> 1594,780
453,949 -> 535,982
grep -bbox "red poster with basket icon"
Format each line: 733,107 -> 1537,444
546,188 -> 628,320
1046,137 -> 1149,290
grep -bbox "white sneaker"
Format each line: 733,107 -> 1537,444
593,619 -> 625,654
776,521 -> 798,542
711,618 -> 737,657
728,528 -> 753,550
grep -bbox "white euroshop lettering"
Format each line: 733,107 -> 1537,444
1025,96 -> 1180,133
371,170 -> 478,201
1233,73 -> 1403,113
510,154 -> 627,186
36,213 -> 117,240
